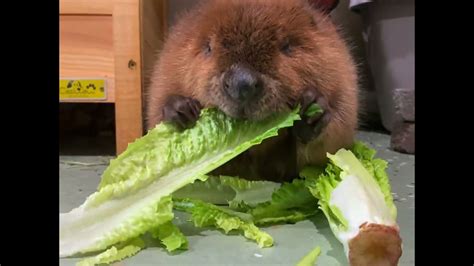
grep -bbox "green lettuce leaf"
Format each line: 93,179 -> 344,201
350,142 -> 397,218
301,164 -> 348,232
220,175 -> 282,208
304,103 -> 323,118
253,209 -> 316,226
175,175 -> 317,226
60,108 -> 300,257
76,238 -> 145,266
173,175 -> 280,207
60,195 -> 175,258
150,221 -> 188,252
300,142 -> 398,258
174,198 -> 273,248
250,179 -> 318,225
296,246 -> 321,266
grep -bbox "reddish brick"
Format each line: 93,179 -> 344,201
393,89 -> 415,122
391,122 -> 415,154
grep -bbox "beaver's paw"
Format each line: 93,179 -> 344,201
292,87 -> 331,144
162,95 -> 202,130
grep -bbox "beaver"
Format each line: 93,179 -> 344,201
145,0 -> 358,182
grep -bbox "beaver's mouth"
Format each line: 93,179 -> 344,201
220,99 -> 284,122
223,105 -> 257,120
210,73 -> 289,121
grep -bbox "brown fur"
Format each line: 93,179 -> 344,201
146,0 -> 358,181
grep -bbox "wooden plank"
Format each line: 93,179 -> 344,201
114,0 -> 143,154
60,0 -> 114,15
60,15 -> 115,102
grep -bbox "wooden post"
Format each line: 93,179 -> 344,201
113,0 -> 143,154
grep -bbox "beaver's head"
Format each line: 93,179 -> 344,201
183,0 -> 344,120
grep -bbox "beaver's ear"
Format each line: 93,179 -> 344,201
306,0 -> 339,14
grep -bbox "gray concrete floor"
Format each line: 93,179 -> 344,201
60,131 -> 414,266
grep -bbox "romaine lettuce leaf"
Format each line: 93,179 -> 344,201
250,179 -> 318,225
60,108 -> 300,257
150,221 -> 188,252
174,198 -> 273,248
301,164 -> 348,232
300,142 -> 401,265
175,175 -> 317,226
351,142 -> 397,218
173,175 -> 280,207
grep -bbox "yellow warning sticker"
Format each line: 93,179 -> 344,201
60,79 -> 107,100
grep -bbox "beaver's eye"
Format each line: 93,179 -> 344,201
281,40 -> 292,55
204,41 -> 212,55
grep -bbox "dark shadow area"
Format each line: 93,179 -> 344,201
60,103 -> 116,156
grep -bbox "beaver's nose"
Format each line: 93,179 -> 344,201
224,65 -> 263,103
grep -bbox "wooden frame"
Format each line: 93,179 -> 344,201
60,0 -> 167,154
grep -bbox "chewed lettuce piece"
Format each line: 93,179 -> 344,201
304,103 -> 323,118
301,142 -> 402,266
